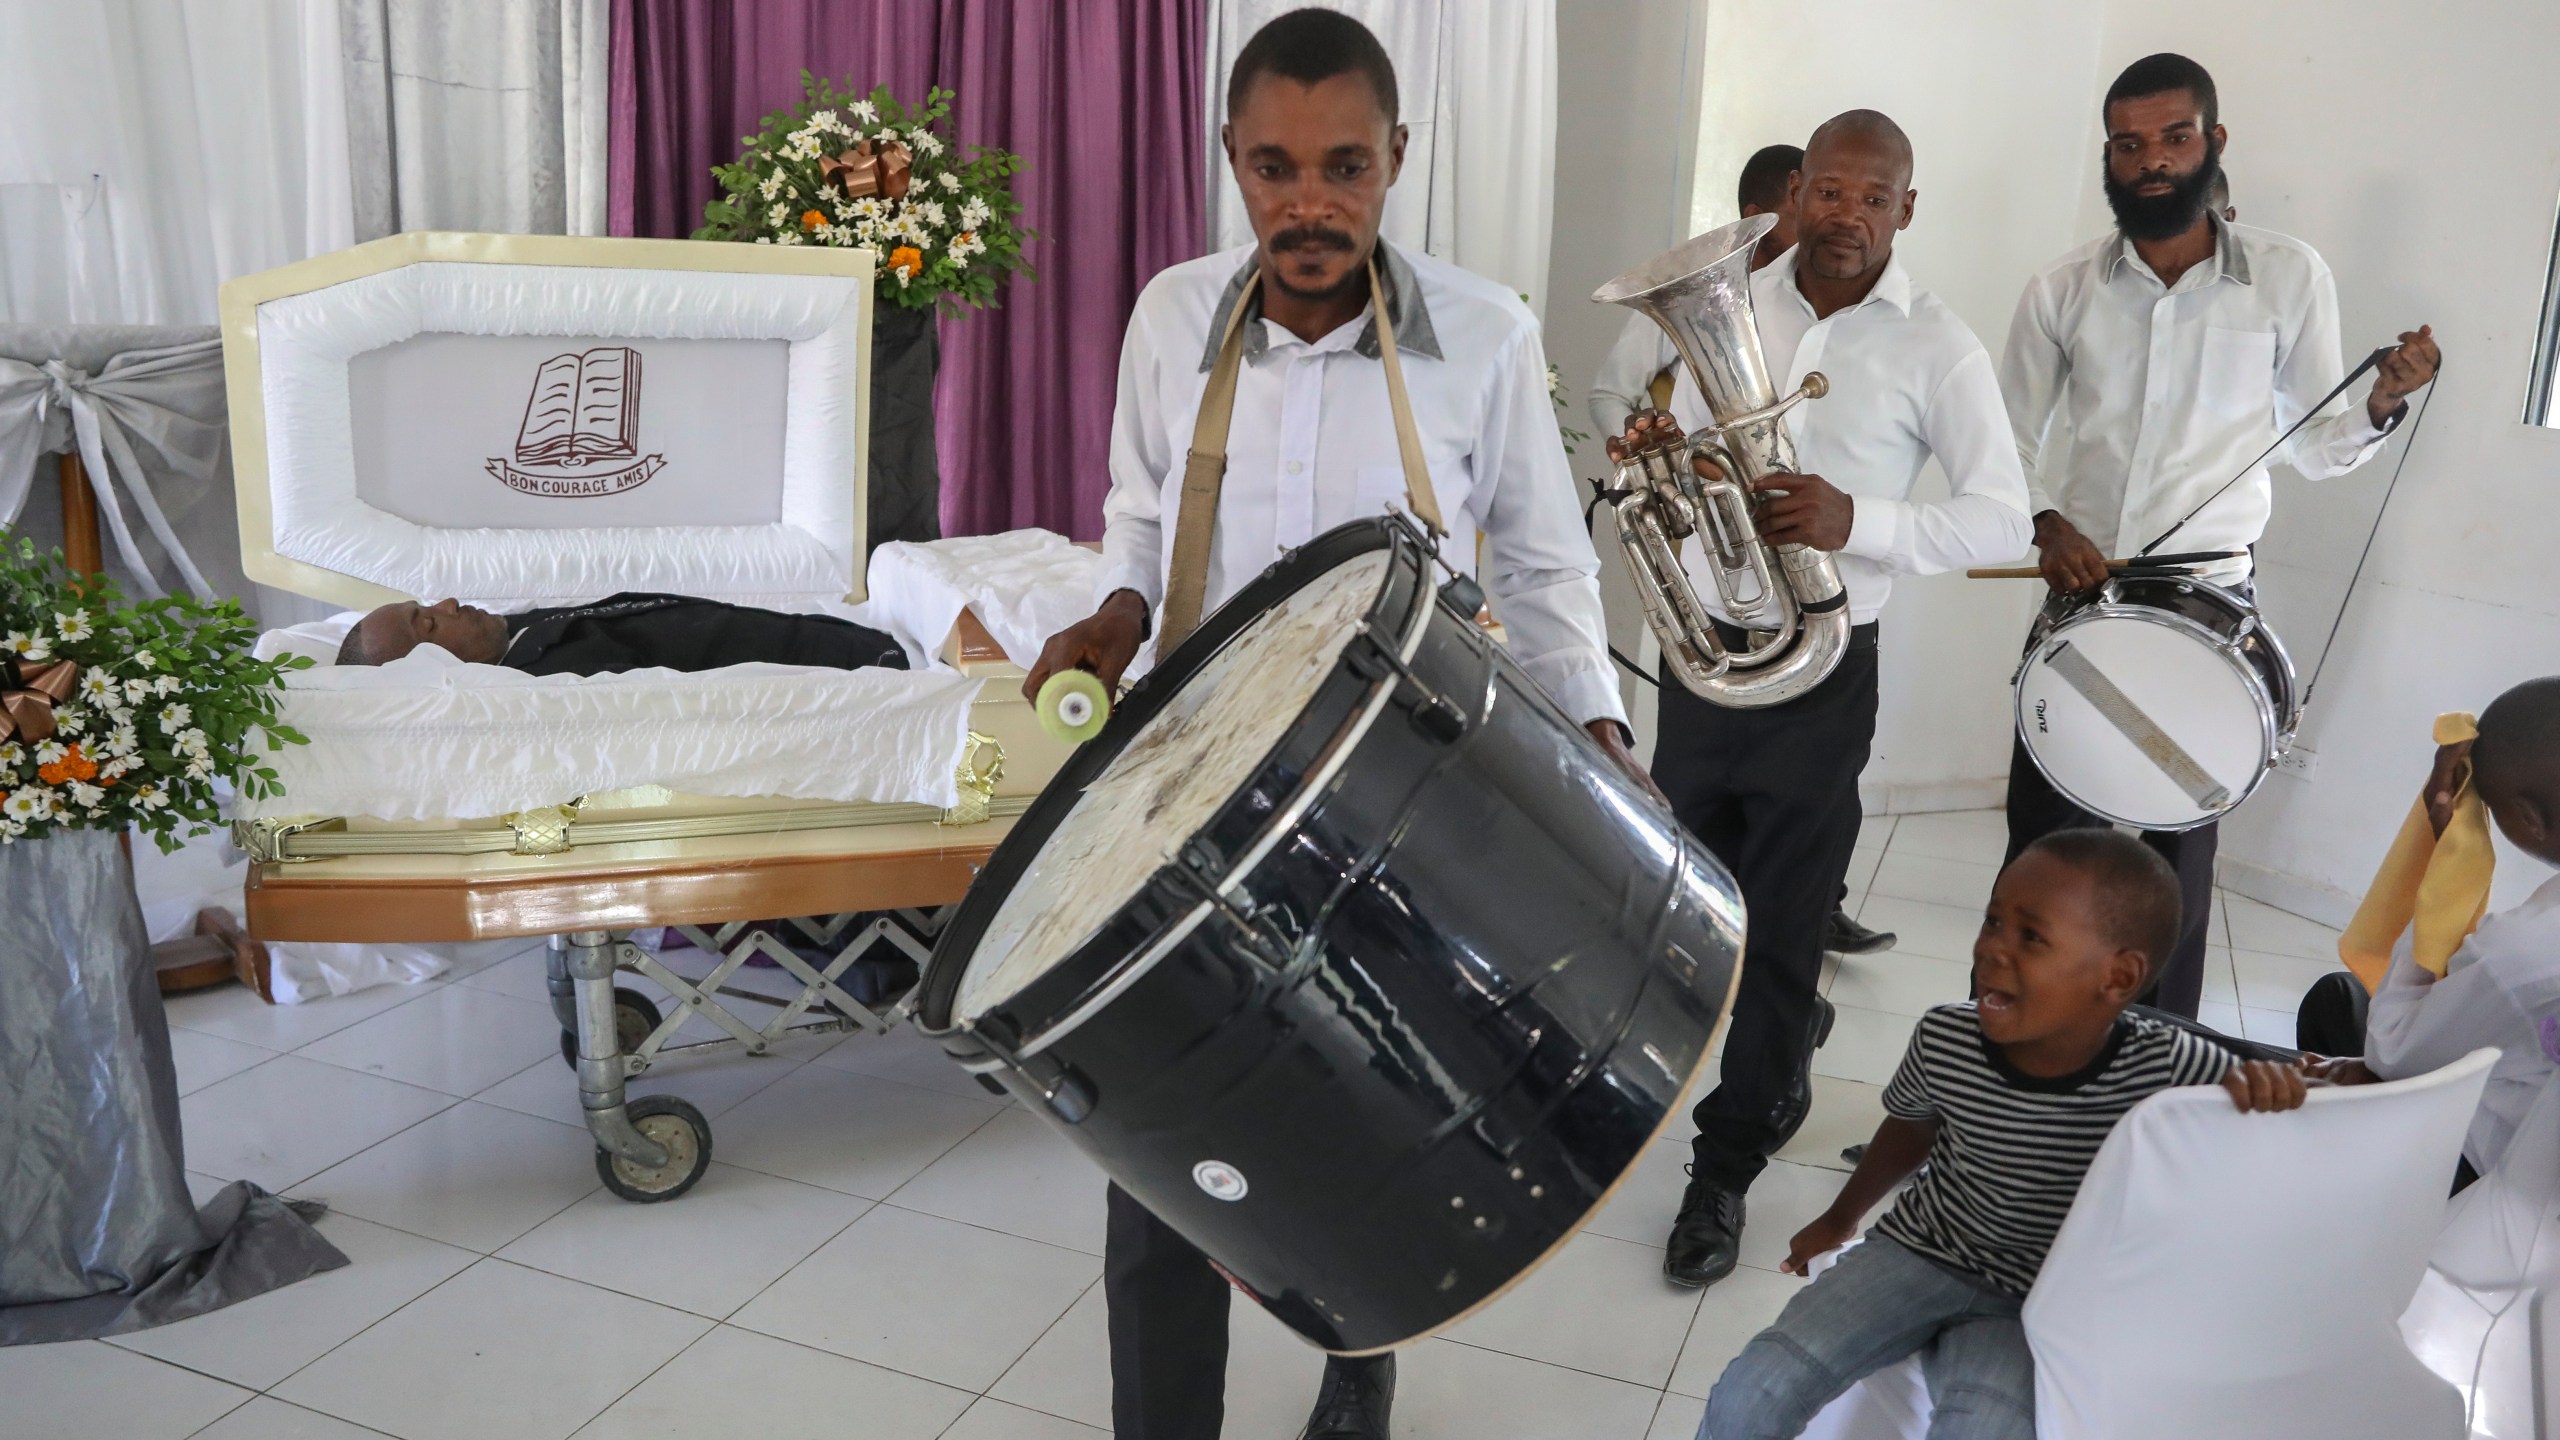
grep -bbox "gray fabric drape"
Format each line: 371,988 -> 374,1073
0,326 -> 225,601
0,829 -> 348,1345
0,325 -> 332,626
341,0 -> 569,239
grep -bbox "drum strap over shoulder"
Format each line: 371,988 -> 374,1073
1158,255 -> 1446,652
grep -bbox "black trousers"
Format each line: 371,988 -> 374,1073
1655,624 -> 1880,1192
2002,734 -> 2214,1019
1106,1183 -> 1231,1440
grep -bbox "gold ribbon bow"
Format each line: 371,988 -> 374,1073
1,657 -> 78,743
822,137 -> 913,201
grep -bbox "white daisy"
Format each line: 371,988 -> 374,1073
0,742 -> 20,766
810,108 -> 839,132
848,98 -> 877,122
909,128 -> 942,158
2,789 -> 39,822
80,673 -> 115,702
132,650 -> 155,670
69,781 -> 103,807
52,704 -> 85,735
134,783 -> 167,811
32,740 -> 66,766
53,609 -> 91,641
4,631 -> 50,662
185,757 -> 212,779
159,703 -> 191,730
177,727 -> 208,753
938,172 -> 962,191
961,196 -> 991,228
755,236 -> 773,245
154,676 -> 180,697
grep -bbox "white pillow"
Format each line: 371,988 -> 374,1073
256,612 -> 364,666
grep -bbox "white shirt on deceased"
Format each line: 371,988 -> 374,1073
1668,247 -> 2034,626
1096,240 -> 1625,728
2000,219 -> 2396,587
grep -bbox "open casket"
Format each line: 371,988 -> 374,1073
217,233 -> 1082,1200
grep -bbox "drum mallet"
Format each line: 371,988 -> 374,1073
1036,666 -> 1111,743
1966,550 -> 2242,579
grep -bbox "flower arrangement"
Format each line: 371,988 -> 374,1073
696,76 -> 1032,313
0,534 -> 309,851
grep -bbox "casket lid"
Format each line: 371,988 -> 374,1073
220,232 -> 877,611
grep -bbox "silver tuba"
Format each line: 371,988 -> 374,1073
1593,213 -> 1849,708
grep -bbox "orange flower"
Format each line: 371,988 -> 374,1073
37,744 -> 97,785
889,246 -> 924,278
800,208 -> 827,231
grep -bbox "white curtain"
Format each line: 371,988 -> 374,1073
341,0 -> 566,239
0,0 -> 356,325
1203,0 -> 1560,316
560,0 -> 611,237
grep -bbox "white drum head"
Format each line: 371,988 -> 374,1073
957,552 -> 1390,1022
2016,607 -> 2275,831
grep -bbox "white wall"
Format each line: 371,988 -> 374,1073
1687,0 -> 2102,810
1545,0 -> 1712,756
1639,0 -> 2560,919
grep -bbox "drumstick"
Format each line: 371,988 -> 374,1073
1966,551 -> 2241,580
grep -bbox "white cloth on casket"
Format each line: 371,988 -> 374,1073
860,529 -> 1105,669
238,642 -> 982,822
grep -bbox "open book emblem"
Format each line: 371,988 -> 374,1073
485,347 -> 666,496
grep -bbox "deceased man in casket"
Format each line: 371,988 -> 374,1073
336,594 -> 908,675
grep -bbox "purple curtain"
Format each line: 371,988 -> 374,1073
610,0 -> 1207,540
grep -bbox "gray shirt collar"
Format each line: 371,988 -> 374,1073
1196,240 -> 1443,372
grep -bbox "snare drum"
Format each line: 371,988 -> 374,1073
2014,573 -> 2298,833
916,516 -> 1742,1354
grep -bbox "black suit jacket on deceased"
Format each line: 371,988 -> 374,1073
498,593 -> 909,677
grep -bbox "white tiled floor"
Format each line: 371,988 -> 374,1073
13,809 -> 2349,1439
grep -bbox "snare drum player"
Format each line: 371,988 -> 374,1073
1022,11 -> 1639,1438
1627,111 -> 2034,1291
2000,52 -> 2440,1017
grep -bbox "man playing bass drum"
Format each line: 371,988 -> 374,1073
2000,52 -> 2439,1018
1022,11 -> 1642,1439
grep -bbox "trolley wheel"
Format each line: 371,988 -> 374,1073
595,1095 -> 712,1202
558,987 -> 667,1068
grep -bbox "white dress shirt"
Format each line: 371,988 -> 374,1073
1097,241 -> 1626,729
2000,220 -> 2397,587
2366,871 -> 2560,1173
1586,311 -> 1678,440
1668,248 -> 2033,627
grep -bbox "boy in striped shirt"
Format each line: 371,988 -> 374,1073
1698,829 -> 2315,1440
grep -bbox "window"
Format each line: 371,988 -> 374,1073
2526,185 -> 2560,426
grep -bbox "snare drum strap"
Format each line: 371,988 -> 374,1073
1158,255 -> 1447,652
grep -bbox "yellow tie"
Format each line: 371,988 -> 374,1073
2339,712 -> 2495,987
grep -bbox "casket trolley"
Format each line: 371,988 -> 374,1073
218,234 -> 1075,1201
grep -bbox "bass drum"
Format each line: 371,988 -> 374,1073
2014,573 -> 2298,833
916,517 -> 1742,1354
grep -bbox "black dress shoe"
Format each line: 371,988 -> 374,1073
1826,909 -> 1898,955
1302,1353 -> 1394,1440
1769,995 -> 1837,1144
1663,1171 -> 1746,1288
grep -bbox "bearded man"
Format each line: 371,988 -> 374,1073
1997,51 -> 2439,1018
